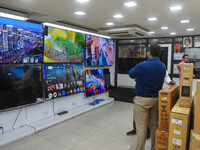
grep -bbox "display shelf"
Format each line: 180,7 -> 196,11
0,126 -> 35,147
0,98 -> 114,147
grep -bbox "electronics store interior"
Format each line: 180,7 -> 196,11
0,0 -> 200,150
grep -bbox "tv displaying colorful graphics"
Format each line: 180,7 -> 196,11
0,17 -> 43,63
0,64 -> 44,111
86,35 -> 114,66
85,69 -> 110,97
118,45 -> 147,58
43,63 -> 85,100
44,26 -> 85,63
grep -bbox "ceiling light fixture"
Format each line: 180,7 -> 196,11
149,31 -> 155,34
106,22 -> 114,26
124,2 -> 137,7
170,5 -> 182,11
148,17 -> 157,21
113,14 -> 123,19
43,22 -> 111,39
74,11 -> 86,15
0,12 -> 28,21
180,20 -> 190,23
187,28 -> 194,31
161,26 -> 168,30
170,32 -> 176,35
77,0 -> 90,3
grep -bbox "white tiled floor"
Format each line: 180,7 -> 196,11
0,101 -> 151,150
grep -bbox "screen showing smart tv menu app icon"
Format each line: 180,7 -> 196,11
43,63 -> 85,100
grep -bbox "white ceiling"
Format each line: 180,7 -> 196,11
0,0 -> 200,38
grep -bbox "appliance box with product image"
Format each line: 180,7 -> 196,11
168,92 -> 195,150
179,63 -> 193,107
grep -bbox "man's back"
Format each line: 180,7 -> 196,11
129,58 -> 166,97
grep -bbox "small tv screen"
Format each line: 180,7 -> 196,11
118,45 -> 147,58
86,35 -> 114,66
0,64 -> 44,111
44,26 -> 85,63
85,69 -> 110,97
43,63 -> 85,100
0,17 -> 43,63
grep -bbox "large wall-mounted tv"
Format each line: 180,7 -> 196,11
118,45 -> 147,58
0,17 -> 43,64
85,69 -> 110,97
0,64 -> 44,111
86,35 -> 114,66
43,63 -> 85,100
44,26 -> 85,63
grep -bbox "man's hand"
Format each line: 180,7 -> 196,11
169,80 -> 176,85
134,77 -> 138,82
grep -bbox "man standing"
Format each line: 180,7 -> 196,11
128,44 -> 166,150
177,54 -> 190,82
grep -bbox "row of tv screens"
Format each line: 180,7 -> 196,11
0,63 -> 110,111
0,17 -> 114,66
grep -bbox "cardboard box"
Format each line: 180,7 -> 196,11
159,85 -> 179,131
194,80 -> 200,134
155,129 -> 169,150
179,63 -> 193,107
189,130 -> 200,150
168,92 -> 195,150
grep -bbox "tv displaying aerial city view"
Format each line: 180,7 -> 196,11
0,17 -> 43,63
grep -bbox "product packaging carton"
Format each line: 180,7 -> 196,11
168,92 -> 195,150
179,63 -> 193,107
159,85 -> 179,131
194,80 -> 200,134
189,130 -> 200,150
155,129 -> 169,150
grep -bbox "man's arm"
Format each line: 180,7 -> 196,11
177,64 -> 181,71
128,63 -> 142,79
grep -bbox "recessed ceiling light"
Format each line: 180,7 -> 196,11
74,11 -> 86,15
180,20 -> 190,23
148,17 -> 157,21
113,14 -> 123,19
106,22 -> 114,26
77,0 -> 90,3
124,2 -> 137,7
170,5 -> 182,11
187,28 -> 194,31
149,31 -> 155,34
170,32 -> 176,35
161,27 -> 168,30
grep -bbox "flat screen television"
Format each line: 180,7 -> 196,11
86,35 -> 114,66
0,17 -> 43,63
85,69 -> 110,97
44,26 -> 85,63
43,63 -> 85,100
118,45 -> 147,58
0,64 -> 44,111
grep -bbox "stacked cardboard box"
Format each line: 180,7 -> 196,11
189,80 -> 200,150
168,92 -> 195,150
194,80 -> 200,134
155,85 -> 179,150
158,85 -> 180,131
189,130 -> 200,150
179,63 -> 193,107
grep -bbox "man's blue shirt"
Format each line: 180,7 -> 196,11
128,58 -> 166,97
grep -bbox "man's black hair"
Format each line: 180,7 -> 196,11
149,44 -> 162,57
182,54 -> 189,59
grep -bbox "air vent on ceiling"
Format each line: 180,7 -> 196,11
98,25 -> 150,38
